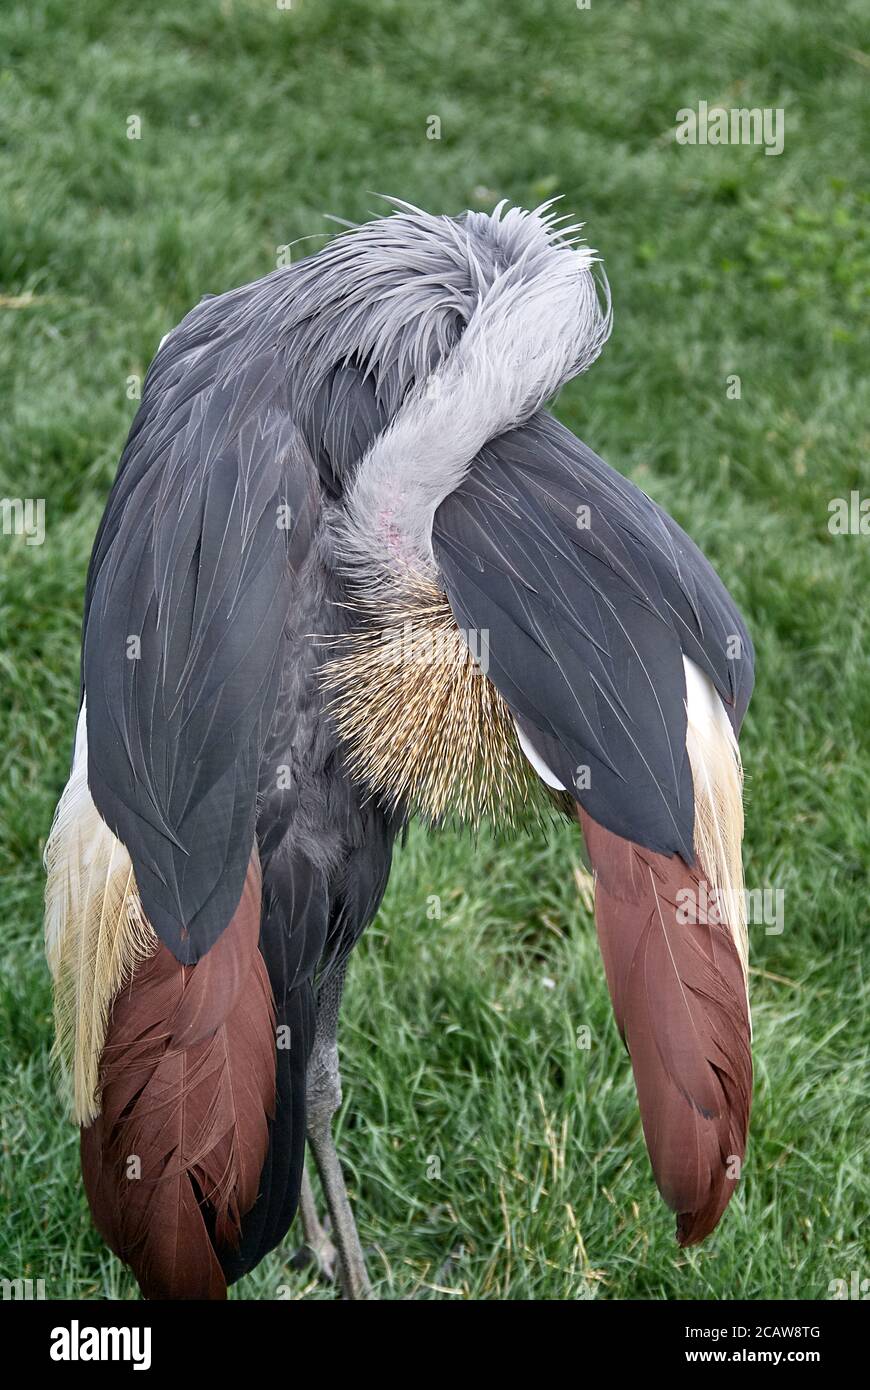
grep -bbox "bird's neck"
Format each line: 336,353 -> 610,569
336,250 -> 606,598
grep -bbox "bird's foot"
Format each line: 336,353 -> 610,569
291,1221 -> 339,1284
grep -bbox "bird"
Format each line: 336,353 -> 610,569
44,197 -> 754,1301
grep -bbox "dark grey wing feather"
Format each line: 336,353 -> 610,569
83,320 -> 320,963
432,411 -> 754,860
304,361 -> 389,496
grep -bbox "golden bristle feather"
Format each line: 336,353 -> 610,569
320,577 -> 555,830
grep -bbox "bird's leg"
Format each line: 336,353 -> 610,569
304,963 -> 373,1300
305,1033 -> 373,1300
294,1163 -> 338,1281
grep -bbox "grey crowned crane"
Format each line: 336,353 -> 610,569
44,199 -> 753,1300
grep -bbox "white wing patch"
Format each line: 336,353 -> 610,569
513,719 -> 566,790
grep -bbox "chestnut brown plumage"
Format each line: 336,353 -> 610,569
80,856 -> 274,1299
579,809 -> 752,1245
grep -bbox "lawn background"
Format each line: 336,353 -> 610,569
0,0 -> 867,1299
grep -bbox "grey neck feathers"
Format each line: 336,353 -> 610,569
328,201 -> 611,595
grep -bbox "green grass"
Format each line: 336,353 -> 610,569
1,0 -> 868,1300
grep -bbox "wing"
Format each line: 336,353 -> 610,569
52,286 -> 325,1298
432,409 -> 754,860
434,409 -> 754,1244
82,302 -> 320,964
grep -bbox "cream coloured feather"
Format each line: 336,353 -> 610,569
682,657 -> 748,988
44,702 -> 156,1122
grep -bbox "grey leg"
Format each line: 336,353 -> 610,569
296,1164 -> 338,1281
305,964 -> 373,1301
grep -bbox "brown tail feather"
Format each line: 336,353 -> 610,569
578,808 -> 752,1245
80,853 -> 275,1299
